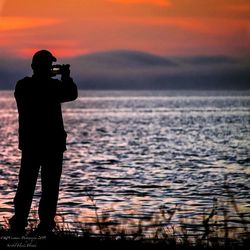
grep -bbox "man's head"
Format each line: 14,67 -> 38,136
31,50 -> 57,76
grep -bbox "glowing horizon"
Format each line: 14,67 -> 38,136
0,0 -> 249,58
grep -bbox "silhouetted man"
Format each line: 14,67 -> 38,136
9,50 -> 78,234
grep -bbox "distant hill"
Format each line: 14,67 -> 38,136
0,50 -> 249,90
74,50 -> 178,68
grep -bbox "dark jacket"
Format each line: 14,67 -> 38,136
14,75 -> 78,152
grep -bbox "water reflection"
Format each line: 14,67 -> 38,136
0,90 -> 249,236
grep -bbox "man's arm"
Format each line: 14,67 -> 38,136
14,78 -> 30,110
59,77 -> 78,102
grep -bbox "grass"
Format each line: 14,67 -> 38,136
1,177 -> 249,249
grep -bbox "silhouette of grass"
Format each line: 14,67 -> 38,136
1,177 -> 249,249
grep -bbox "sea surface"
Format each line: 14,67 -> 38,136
0,90 -> 249,235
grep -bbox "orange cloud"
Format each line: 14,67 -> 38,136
0,0 -> 5,12
123,16 -> 250,36
0,16 -> 61,31
225,3 -> 250,12
108,0 -> 171,7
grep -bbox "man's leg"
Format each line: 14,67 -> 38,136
10,150 -> 40,232
38,151 -> 63,232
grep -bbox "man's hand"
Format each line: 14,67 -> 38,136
61,64 -> 70,79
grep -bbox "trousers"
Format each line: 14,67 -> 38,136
11,149 -> 63,230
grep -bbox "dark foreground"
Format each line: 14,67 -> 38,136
1,181 -> 249,249
0,230 -> 249,250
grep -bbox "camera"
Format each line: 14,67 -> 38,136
51,64 -> 70,75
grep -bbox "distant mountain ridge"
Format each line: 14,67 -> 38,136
74,50 -> 178,68
0,50 -> 249,90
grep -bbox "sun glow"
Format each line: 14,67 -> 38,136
0,0 -> 249,58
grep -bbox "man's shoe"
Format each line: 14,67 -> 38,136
9,216 -> 27,235
34,223 -> 54,236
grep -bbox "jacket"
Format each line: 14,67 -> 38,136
14,75 -> 78,152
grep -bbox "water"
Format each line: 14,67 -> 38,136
0,90 -> 250,234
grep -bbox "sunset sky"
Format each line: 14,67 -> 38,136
1,0 -> 250,58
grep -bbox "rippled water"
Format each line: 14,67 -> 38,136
0,90 -> 250,234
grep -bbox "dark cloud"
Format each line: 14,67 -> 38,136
179,55 -> 237,65
0,57 -> 31,89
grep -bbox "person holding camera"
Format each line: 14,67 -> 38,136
9,50 -> 78,235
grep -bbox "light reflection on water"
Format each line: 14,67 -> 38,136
0,90 -> 249,234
